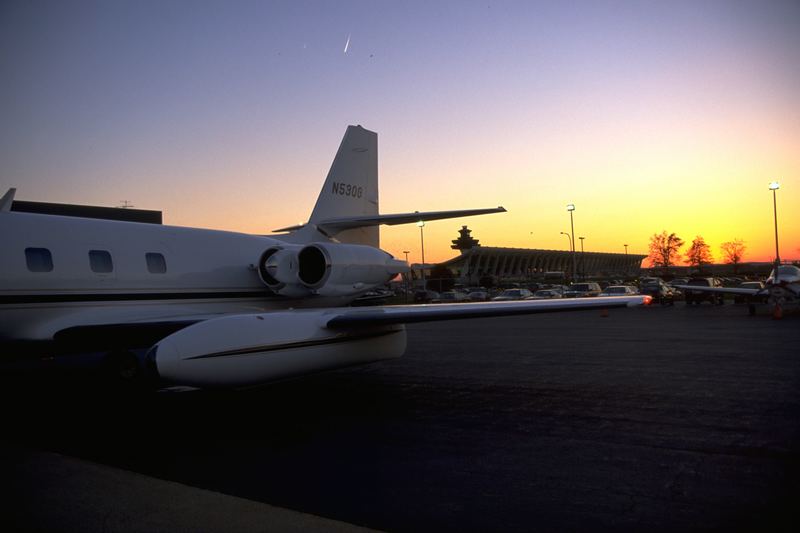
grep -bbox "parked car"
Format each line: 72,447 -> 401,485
720,277 -> 743,287
734,281 -> 766,304
466,288 -> 489,301
639,279 -> 676,305
684,277 -> 724,305
639,276 -> 664,286
491,288 -> 533,301
413,289 -> 440,303
431,291 -> 470,303
599,285 -> 639,297
551,284 -> 569,295
562,282 -> 602,298
525,289 -> 563,300
351,289 -> 393,306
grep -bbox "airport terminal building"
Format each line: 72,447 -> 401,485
417,226 -> 646,284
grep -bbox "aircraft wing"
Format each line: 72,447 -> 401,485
324,295 -> 648,327
148,295 -> 651,388
273,207 -> 506,233
52,296 -> 646,349
673,285 -> 762,296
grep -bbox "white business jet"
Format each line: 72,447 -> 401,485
675,265 -> 800,316
0,125 -> 650,388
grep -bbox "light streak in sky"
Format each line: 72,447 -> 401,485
343,33 -> 351,54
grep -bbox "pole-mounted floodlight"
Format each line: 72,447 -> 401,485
623,244 -> 629,276
566,204 -> 576,281
402,250 -> 411,302
769,181 -> 780,277
559,231 -> 575,275
417,221 -> 426,286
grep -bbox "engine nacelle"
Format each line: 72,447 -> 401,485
257,245 -> 311,297
298,242 -> 408,297
257,243 -> 408,298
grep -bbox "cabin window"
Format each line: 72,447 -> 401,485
89,250 -> 113,273
146,252 -> 167,274
25,247 -> 53,272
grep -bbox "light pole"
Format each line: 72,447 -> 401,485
624,244 -> 629,277
579,236 -> 585,279
566,204 -> 576,281
403,250 -> 410,302
560,231 -> 572,280
769,181 -> 780,281
417,221 -> 426,288
529,232 -> 534,278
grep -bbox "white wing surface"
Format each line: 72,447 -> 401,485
324,295 -> 648,327
148,296 -> 651,388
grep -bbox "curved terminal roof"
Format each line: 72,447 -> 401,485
437,246 -> 646,280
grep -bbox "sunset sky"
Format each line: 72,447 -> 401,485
2,0 -> 798,265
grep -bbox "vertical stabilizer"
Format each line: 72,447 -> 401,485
307,125 -> 379,246
0,188 -> 16,212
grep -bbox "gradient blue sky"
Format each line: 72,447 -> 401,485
2,0 -> 798,263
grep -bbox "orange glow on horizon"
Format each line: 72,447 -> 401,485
155,153 -> 798,268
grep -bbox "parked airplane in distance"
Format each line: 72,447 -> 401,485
0,125 -> 650,389
674,265 -> 800,315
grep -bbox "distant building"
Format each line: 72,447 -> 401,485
413,226 -> 646,284
451,225 -> 480,252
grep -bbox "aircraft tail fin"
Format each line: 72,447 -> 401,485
0,188 -> 16,212
297,125 -> 379,246
273,125 -> 506,248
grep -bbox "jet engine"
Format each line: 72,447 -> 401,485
296,242 -> 408,297
257,243 -> 407,298
257,245 -> 309,297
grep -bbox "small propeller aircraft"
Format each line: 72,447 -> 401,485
0,125 -> 650,388
675,265 -> 800,316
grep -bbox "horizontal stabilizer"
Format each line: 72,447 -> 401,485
273,207 -> 506,234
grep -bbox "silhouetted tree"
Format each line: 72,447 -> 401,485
647,231 -> 684,272
685,236 -> 713,269
720,239 -> 746,273
427,264 -> 455,292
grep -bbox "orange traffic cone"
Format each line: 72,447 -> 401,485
600,308 -> 609,318
773,304 -> 783,320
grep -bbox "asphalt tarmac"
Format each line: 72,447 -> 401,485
3,303 -> 799,532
